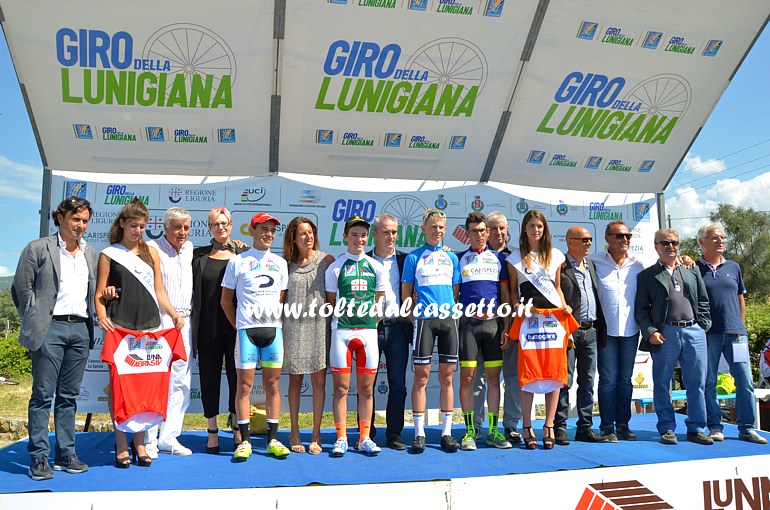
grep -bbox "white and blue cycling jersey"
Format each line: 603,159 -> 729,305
402,244 -> 460,319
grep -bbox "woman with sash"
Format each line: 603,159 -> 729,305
506,210 -> 575,450
191,206 -> 247,454
95,198 -> 184,468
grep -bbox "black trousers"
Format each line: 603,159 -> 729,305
197,333 -> 237,418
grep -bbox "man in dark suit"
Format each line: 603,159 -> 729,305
556,225 -> 607,444
365,213 -> 413,450
635,228 -> 712,445
12,197 -> 97,480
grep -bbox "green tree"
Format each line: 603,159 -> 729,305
704,204 -> 770,300
0,288 -> 20,332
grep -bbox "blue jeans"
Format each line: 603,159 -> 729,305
376,319 -> 411,439
555,327 -> 597,433
652,324 -> 707,434
598,334 -> 638,431
28,320 -> 89,461
706,333 -> 756,433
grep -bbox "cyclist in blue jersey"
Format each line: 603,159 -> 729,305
402,209 -> 461,453
456,212 -> 512,450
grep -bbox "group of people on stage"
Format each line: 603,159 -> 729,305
13,195 -> 766,479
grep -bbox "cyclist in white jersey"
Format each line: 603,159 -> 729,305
221,213 -> 290,461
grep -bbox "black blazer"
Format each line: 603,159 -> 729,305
191,243 -> 247,357
560,255 -> 607,348
634,262 -> 711,353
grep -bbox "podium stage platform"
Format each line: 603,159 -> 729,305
1,413 -> 768,509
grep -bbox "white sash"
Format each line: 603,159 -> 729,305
509,250 -> 562,308
103,244 -> 159,310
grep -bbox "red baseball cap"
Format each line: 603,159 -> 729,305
250,213 -> 281,227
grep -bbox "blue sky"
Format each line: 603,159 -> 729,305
1,23 -> 769,276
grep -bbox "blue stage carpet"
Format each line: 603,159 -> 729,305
2,413 -> 768,494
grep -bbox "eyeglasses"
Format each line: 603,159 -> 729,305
568,237 -> 592,243
610,233 -> 633,240
656,240 -> 679,247
468,228 -> 488,235
209,221 -> 231,229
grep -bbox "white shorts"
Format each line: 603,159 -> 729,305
330,328 -> 379,375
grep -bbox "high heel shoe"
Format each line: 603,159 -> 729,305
207,428 -> 220,454
543,426 -> 555,450
114,442 -> 131,469
522,426 -> 537,450
130,440 -> 152,467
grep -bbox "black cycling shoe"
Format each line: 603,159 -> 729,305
411,436 -> 426,453
440,435 -> 459,452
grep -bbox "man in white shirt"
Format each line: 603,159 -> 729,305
145,207 -> 194,457
590,220 -> 645,442
13,197 -> 97,480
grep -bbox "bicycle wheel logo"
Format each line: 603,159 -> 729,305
381,195 -> 429,228
142,24 -> 237,105
404,38 -> 488,104
623,74 -> 691,119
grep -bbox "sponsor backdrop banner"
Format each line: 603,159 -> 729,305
0,0 -> 273,176
492,0 -> 770,192
279,0 -> 537,181
53,173 -> 657,413
5,1 -> 766,190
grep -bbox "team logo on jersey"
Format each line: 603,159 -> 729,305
360,265 -> 374,277
350,278 -> 368,298
255,274 -> 275,288
528,316 -> 539,328
145,340 -> 162,350
345,264 -> 357,276
264,261 -> 281,273
249,260 -> 262,271
128,335 -> 141,350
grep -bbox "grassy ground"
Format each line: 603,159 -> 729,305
0,375 -> 387,448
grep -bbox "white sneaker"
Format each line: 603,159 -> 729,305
145,442 -> 159,460
358,437 -> 381,456
158,439 -> 192,456
331,437 -> 348,457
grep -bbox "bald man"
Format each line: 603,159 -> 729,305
556,226 -> 607,444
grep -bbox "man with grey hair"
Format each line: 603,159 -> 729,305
365,213 -> 413,450
696,223 -> 766,444
635,228 -> 712,445
471,211 -> 522,443
145,207 -> 194,456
